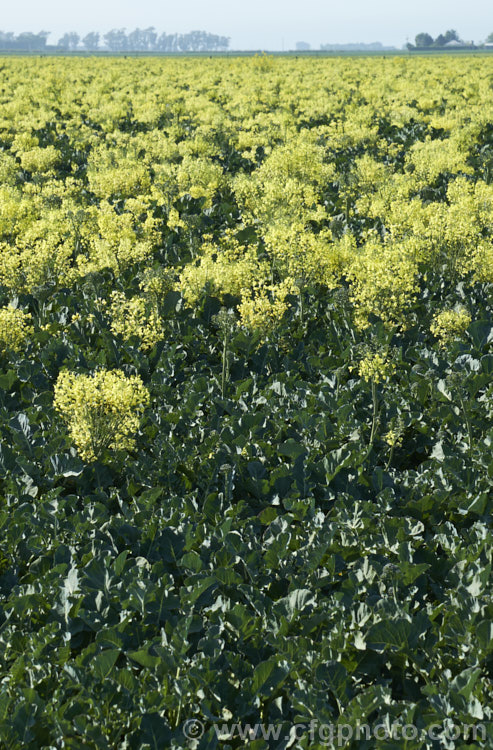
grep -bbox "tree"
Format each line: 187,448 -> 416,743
156,32 -> 173,51
486,32 -> 493,43
142,27 -> 157,50
57,32 -> 80,50
82,32 -> 100,50
103,29 -> 127,51
17,31 -> 49,50
0,31 -> 15,48
415,33 -> 433,48
443,29 -> 459,43
126,28 -> 144,50
0,30 -> 49,50
432,30 -> 462,47
0,26 -> 230,53
36,31 -> 50,49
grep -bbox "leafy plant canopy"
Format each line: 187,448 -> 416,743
0,54 -> 493,748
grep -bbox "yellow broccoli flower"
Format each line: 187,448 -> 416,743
54,369 -> 150,462
358,352 -> 395,384
109,291 -> 164,351
0,306 -> 33,353
430,307 -> 471,346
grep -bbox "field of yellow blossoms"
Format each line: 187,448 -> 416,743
1,54 -> 493,747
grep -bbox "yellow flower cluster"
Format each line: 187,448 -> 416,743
358,352 -> 396,383
176,155 -> 224,207
383,428 -> 403,448
430,307 -> 471,346
19,146 -> 61,174
0,186 -> 76,291
109,291 -> 164,351
53,369 -> 150,462
138,267 -> 174,299
405,135 -> 473,188
88,165 -> 151,200
238,278 -> 298,336
263,223 -> 341,289
354,172 -> 493,289
178,231 -> 269,305
177,228 -> 304,335
73,201 -> 157,277
233,134 -> 334,226
0,54 -> 492,334
346,240 -> 418,330
0,306 -> 33,353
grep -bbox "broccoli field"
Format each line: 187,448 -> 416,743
1,54 -> 493,747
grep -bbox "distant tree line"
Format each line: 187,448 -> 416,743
0,28 -> 230,52
409,29 -> 479,49
414,29 -> 460,48
0,31 -> 50,50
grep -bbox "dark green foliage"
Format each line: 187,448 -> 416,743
1,266 -> 493,747
1,82 -> 493,747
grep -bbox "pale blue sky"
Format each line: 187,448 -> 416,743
2,0 -> 492,50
